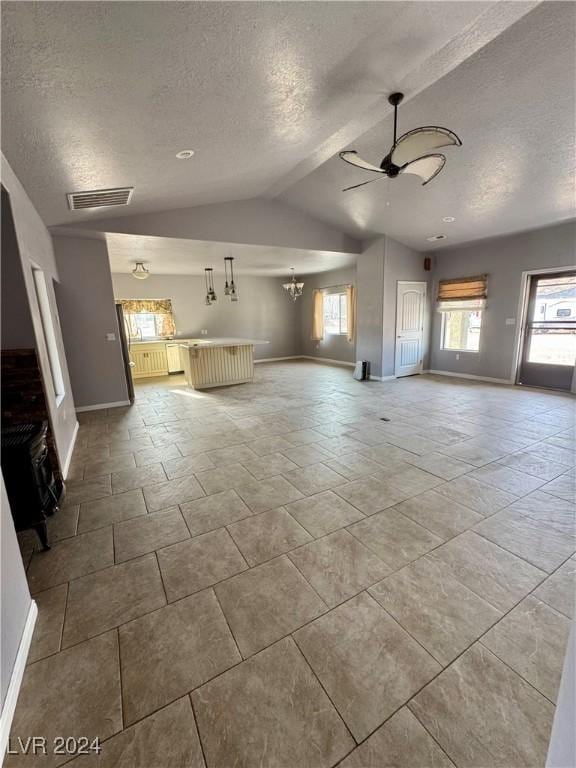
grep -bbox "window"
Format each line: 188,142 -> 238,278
32,268 -> 66,405
323,292 -> 348,335
119,299 -> 176,340
441,305 -> 483,352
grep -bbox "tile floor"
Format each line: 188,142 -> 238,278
9,361 -> 575,767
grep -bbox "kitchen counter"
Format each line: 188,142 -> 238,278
179,338 -> 269,389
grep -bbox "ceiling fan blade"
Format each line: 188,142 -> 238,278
391,127 -> 461,166
400,154 -> 446,185
342,176 -> 385,192
339,151 -> 385,173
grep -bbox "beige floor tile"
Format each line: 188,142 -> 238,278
284,490 -> 364,537
78,489 -> 147,533
382,465 -> 444,496
438,439 -> 513,467
340,707 -> 455,768
282,463 -> 347,496
404,452 -> 476,481
114,507 -> 189,563
524,441 -> 575,467
427,530 -> 546,612
27,527 -> 114,593
533,556 -> 575,618
119,589 -> 240,725
474,508 -> 576,573
359,443 -> 414,466
109,436 -> 154,456
245,435 -> 295,456
435,475 -> 518,516
142,474 -> 204,512
27,584 -> 67,664
323,452 -> 383,480
192,637 -> 354,768
66,698 -> 205,768
507,490 -> 576,536
227,507 -> 311,565
315,435 -> 366,456
289,529 -> 390,606
240,452 -> 299,480
133,443 -> 182,467
62,553 -> 166,647
281,444 -> 333,467
181,489 -> 253,536
394,489 -> 484,540
206,444 -> 260,467
83,453 -> 136,479
64,475 -> 112,506
283,428 -> 325,445
499,451 -> 568,481
6,632 -> 122,768
195,463 -> 255,495
335,475 -> 408,515
469,463 -> 545,496
157,528 -> 248,601
348,509 -> 442,571
482,595 -> 570,702
111,464 -> 167,494
235,475 -> 303,513
47,505 -> 79,545
161,452 -> 216,480
369,556 -> 501,665
215,555 -> 326,657
409,644 -> 555,768
294,592 -> 440,742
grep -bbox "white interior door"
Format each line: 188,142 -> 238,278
395,281 -> 426,377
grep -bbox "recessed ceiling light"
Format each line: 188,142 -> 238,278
426,234 -> 447,242
176,149 -> 195,159
442,216 -> 455,223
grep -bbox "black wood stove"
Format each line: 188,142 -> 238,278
1,422 -> 65,550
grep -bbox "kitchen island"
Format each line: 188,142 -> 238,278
178,338 -> 269,389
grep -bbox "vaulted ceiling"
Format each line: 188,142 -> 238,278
2,0 -> 574,263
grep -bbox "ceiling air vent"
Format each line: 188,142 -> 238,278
66,187 -> 134,211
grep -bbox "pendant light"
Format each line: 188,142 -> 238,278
132,262 -> 150,280
283,268 -> 304,302
225,257 -> 239,302
204,268 -> 217,305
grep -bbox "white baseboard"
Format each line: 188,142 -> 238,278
369,375 -> 397,382
75,400 -> 131,413
426,369 -> 513,385
300,356 -> 355,368
254,356 -> 301,363
62,419 -> 79,479
0,600 -> 38,758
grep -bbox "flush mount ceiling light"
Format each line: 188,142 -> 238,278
339,92 -> 461,191
132,262 -> 150,280
442,216 -> 456,223
426,235 -> 447,242
204,268 -> 217,305
283,268 -> 304,302
176,149 -> 195,159
224,257 -> 239,302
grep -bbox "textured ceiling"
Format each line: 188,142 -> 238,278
2,0 -> 497,226
278,2 -> 576,250
105,233 -> 357,277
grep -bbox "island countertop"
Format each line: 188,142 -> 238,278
177,338 -> 269,349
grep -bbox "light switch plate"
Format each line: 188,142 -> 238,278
505,318 -> 516,325
106,333 -> 116,341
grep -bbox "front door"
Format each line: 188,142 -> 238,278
395,281 -> 426,377
517,270 -> 576,391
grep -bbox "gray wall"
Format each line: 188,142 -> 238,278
356,238 -> 386,376
382,237 -> 432,377
53,236 -> 130,409
1,154 -> 77,472
111,273 -> 300,360
429,221 -> 576,381
1,476 -> 33,708
298,266 -> 356,364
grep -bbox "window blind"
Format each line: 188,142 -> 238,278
437,275 -> 487,302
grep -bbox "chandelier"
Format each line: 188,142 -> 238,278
283,269 -> 304,302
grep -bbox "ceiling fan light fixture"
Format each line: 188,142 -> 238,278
132,262 -> 150,280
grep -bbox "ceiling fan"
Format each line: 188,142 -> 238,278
339,92 -> 461,191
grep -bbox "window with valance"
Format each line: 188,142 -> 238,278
119,299 -> 176,340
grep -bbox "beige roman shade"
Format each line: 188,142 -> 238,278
437,275 -> 487,303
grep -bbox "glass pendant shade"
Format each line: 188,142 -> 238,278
204,268 -> 215,305
132,262 -> 150,280
224,257 -> 238,302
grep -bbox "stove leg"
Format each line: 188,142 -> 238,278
34,522 -> 51,551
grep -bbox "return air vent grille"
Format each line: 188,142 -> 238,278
66,187 -> 134,210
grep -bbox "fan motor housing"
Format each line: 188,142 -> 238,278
379,154 -> 400,177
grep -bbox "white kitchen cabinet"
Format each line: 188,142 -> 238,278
166,344 -> 183,373
130,343 -> 168,378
